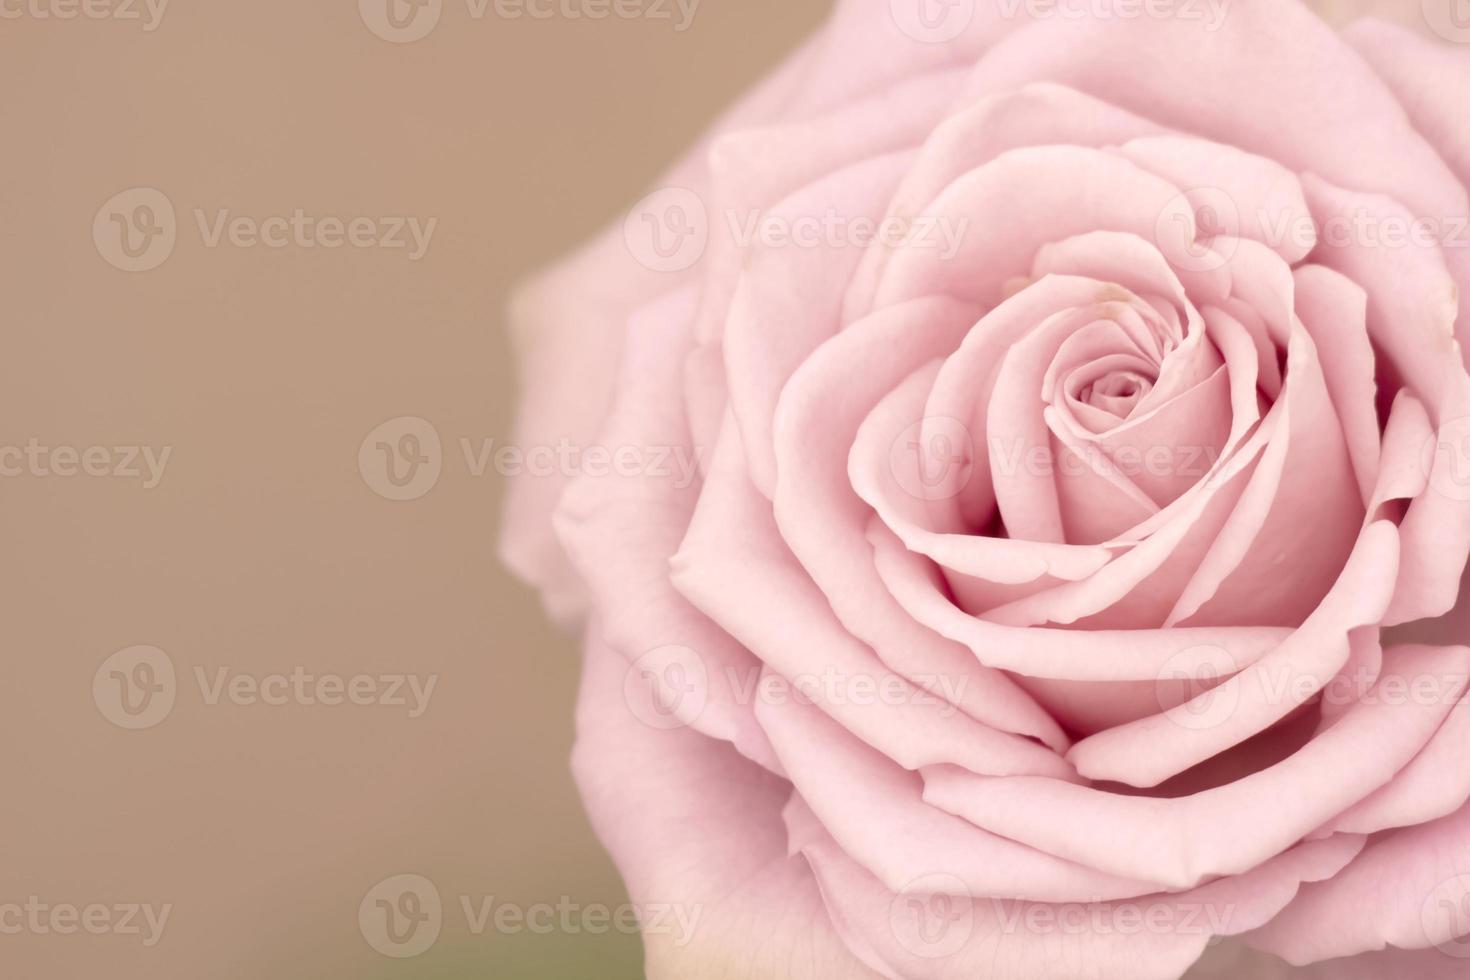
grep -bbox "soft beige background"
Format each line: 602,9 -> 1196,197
0,1 -> 1444,978
0,2 -> 827,977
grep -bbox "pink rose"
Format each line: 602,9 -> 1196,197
501,2 -> 1470,977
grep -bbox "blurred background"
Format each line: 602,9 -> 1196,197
0,0 -> 1444,978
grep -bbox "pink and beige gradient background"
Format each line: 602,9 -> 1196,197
0,1 -> 1452,978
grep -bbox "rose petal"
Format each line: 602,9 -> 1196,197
555,286 -> 779,770
798,820 -> 1362,980
922,641 -> 1470,890
758,691 -> 1162,903
572,631 -> 883,980
1248,793 -> 1470,965
673,418 -> 1073,779
773,296 -> 1069,749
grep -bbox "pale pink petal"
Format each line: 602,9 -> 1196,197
1166,246 -> 1364,629
872,146 -> 1196,313
1248,795 -> 1470,965
672,419 -> 1072,779
758,692 -> 1161,903
957,0 -> 1466,234
844,84 -> 1165,321
693,68 -> 966,348
724,151 -> 912,497
1302,175 -> 1470,623
869,516 -> 1290,681
773,296 -> 1068,749
1291,265 -> 1380,504
572,632 -> 883,980
1119,135 -> 1316,266
1066,521 -> 1400,788
922,642 -> 1470,890
554,287 -> 778,770
798,820 -> 1361,980
1314,646 -> 1470,838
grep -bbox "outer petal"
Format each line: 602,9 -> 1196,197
1344,19 -> 1470,190
798,821 -> 1361,980
554,287 -> 778,770
572,632 -> 883,980
922,641 -> 1470,890
1248,792 -> 1470,965
499,18 -> 835,619
773,296 -> 1068,749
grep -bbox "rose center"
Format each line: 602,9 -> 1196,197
1080,368 -> 1155,418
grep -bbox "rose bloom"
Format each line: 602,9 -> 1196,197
500,2 -> 1470,978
